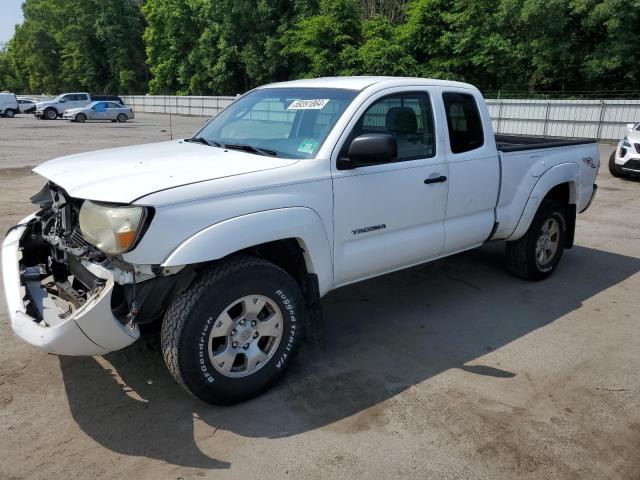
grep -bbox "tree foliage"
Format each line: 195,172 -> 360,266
0,0 -> 147,93
1,0 -> 639,95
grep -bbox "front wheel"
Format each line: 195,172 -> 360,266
75,113 -> 87,123
608,151 -> 624,178
506,199 -> 567,281
45,108 -> 58,120
4,109 -> 15,118
161,256 -> 305,405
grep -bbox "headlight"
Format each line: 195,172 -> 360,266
623,136 -> 631,147
79,201 -> 148,254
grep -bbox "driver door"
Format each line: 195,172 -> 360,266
91,102 -> 108,120
331,90 -> 448,286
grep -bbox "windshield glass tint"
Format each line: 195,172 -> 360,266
196,88 -> 358,159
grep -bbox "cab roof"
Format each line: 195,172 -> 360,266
259,76 -> 478,92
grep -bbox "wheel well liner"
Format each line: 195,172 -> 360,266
236,238 -> 321,305
543,182 -> 576,249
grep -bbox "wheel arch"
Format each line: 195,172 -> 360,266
161,207 -> 333,297
508,163 -> 579,243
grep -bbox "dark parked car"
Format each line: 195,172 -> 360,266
17,98 -> 37,114
90,94 -> 124,105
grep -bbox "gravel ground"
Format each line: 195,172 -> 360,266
0,114 -> 639,480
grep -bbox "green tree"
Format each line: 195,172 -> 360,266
143,0 -> 205,94
282,0 -> 363,78
4,0 -> 640,96
572,0 -> 640,90
1,0 -> 147,94
357,15 -> 415,76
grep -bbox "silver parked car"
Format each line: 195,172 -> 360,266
63,101 -> 134,123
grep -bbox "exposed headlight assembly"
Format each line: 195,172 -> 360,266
79,200 -> 150,254
622,136 -> 631,147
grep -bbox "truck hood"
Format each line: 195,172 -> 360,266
33,140 -> 299,204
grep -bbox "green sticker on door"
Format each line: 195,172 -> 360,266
297,139 -> 319,154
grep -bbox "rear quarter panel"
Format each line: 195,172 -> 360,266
494,143 -> 599,240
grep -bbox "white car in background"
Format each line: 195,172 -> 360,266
0,92 -> 19,118
610,123 -> 640,178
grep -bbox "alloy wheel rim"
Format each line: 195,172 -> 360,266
207,295 -> 283,378
536,217 -> 560,267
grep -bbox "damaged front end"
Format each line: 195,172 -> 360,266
2,183 -> 192,356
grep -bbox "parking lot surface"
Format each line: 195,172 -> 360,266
0,114 -> 639,480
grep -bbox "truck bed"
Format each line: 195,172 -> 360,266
496,134 -> 597,153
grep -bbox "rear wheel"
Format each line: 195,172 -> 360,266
45,108 -> 58,120
4,109 -> 15,118
75,113 -> 87,123
161,256 -> 305,405
506,199 -> 567,281
608,151 -> 624,178
117,113 -> 127,123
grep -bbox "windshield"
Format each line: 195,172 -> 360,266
195,87 -> 358,159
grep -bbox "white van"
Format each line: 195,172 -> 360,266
0,92 -> 19,118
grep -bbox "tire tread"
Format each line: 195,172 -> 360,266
161,256 -> 291,399
506,199 -> 566,281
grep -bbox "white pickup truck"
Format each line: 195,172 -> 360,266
2,77 -> 598,405
34,92 -> 92,120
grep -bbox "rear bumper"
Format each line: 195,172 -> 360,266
2,216 -> 139,356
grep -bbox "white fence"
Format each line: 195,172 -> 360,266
486,99 -> 640,141
24,94 -> 640,140
120,95 -> 237,117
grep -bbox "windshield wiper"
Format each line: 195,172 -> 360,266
184,137 -> 222,147
223,143 -> 277,157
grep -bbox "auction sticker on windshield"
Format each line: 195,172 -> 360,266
297,139 -> 319,154
287,99 -> 330,110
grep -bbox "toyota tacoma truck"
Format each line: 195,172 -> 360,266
2,77 -> 599,405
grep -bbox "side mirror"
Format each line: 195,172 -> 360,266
59,99 -> 66,103
340,133 -> 398,169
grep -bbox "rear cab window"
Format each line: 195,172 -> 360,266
442,92 -> 484,154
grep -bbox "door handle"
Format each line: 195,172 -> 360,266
424,175 -> 447,184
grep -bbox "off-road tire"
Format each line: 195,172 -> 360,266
117,113 -> 127,123
161,256 -> 305,405
75,113 -> 87,123
608,151 -> 624,178
45,108 -> 58,120
506,199 -> 567,281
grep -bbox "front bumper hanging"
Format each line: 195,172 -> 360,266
2,215 -> 139,356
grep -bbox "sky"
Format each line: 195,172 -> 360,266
0,0 -> 24,45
